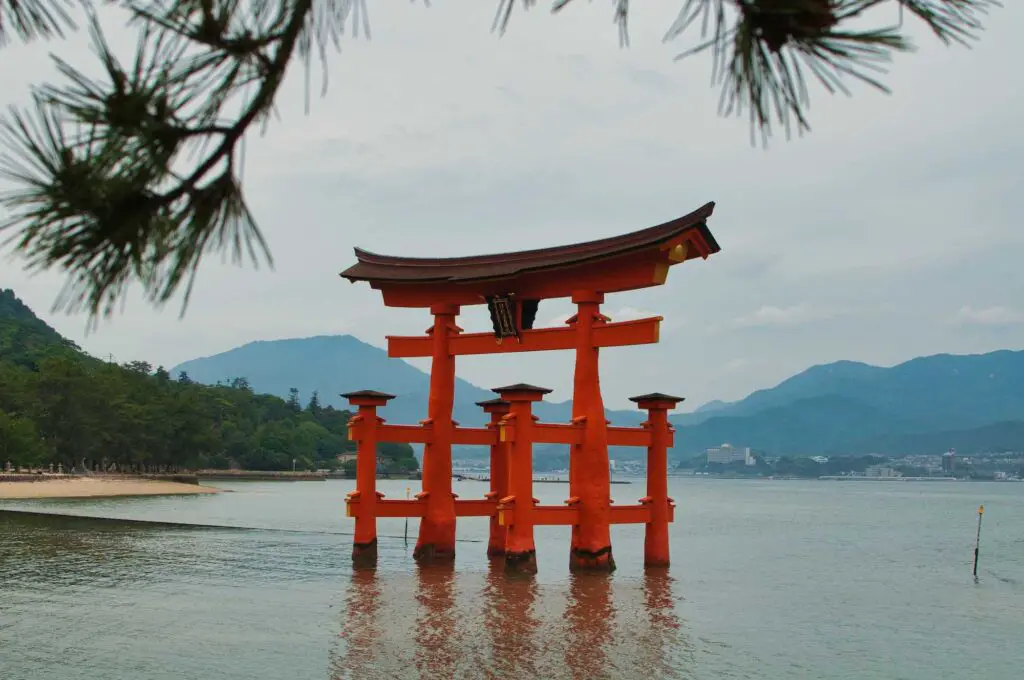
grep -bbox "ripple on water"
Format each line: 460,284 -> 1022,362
2,479 -> 1023,680
1,512 -> 695,680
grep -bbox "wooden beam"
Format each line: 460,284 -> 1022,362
451,427 -> 498,446
374,499 -> 426,518
387,316 -> 662,358
532,505 -> 581,526
606,426 -> 653,448
454,499 -> 498,517
608,505 -> 653,525
533,423 -> 583,446
376,424 -> 433,444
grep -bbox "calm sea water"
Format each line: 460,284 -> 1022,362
1,478 -> 1021,680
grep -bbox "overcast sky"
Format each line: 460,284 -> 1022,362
2,1 -> 1022,410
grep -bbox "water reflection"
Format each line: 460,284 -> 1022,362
336,568 -> 383,675
483,559 -> 540,679
331,561 -> 693,680
413,563 -> 460,678
641,571 -> 695,679
563,572 -> 616,678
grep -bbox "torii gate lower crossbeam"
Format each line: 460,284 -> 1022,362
342,387 -> 682,572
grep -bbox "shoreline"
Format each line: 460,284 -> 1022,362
0,477 -> 220,500
196,470 -> 327,481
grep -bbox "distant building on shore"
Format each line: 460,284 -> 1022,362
706,443 -> 754,466
942,450 -> 956,474
865,465 -> 900,478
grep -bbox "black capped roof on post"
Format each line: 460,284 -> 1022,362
340,202 -> 719,285
629,392 -> 685,404
340,390 -> 397,401
475,397 -> 511,407
492,383 -> 553,395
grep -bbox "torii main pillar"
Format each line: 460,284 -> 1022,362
414,304 -> 460,563
568,291 -> 614,572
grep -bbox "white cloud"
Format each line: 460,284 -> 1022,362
608,306 -> 660,321
728,304 -> 838,329
724,358 -> 748,372
953,306 -> 1024,326
540,306 -> 661,329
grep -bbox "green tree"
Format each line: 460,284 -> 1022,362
122,360 -> 153,375
775,456 -> 825,478
230,376 -> 252,392
286,387 -> 301,413
306,390 -> 322,415
0,409 -> 48,468
32,354 -> 98,467
377,441 -> 419,474
0,1 -> 999,320
290,420 -> 329,463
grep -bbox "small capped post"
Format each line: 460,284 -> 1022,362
629,392 -> 685,568
478,398 -> 513,558
342,390 -> 396,568
493,384 -> 552,574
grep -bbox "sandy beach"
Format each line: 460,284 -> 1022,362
0,477 -> 220,499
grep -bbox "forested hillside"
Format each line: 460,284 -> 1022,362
0,290 -> 417,473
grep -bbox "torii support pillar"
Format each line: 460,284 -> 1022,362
478,398 -> 512,558
569,290 -> 615,572
495,384 -> 551,574
630,393 -> 684,568
342,390 -> 396,568
415,304 -> 460,564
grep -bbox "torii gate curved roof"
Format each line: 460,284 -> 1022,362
341,201 -> 720,307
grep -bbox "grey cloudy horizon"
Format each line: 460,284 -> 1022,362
2,1 -> 1022,410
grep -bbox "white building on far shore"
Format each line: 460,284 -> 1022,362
865,465 -> 900,478
706,443 -> 754,466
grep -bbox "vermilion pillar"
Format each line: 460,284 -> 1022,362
496,384 -> 551,574
415,304 -> 460,563
478,398 -> 512,557
630,392 -> 684,568
342,390 -> 395,568
569,290 -> 614,572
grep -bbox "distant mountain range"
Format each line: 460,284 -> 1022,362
169,335 -> 630,430
172,335 -> 1024,459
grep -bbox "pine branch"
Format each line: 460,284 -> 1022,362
0,0 -> 77,46
0,0 -> 367,322
894,0 -> 1000,46
660,0 -> 999,142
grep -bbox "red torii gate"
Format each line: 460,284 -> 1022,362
340,202 -> 721,573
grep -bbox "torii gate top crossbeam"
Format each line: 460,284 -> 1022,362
339,202 -> 720,307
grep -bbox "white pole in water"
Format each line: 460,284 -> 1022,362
404,487 -> 411,544
973,504 -> 984,581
